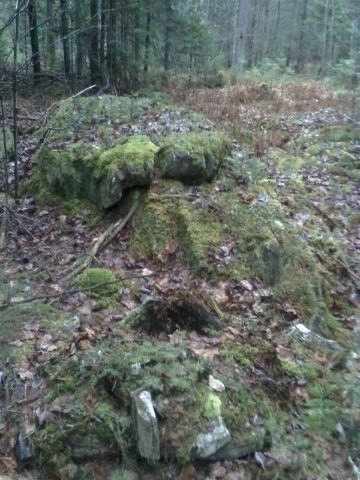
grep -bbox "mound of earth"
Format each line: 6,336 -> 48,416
0,91 -> 359,480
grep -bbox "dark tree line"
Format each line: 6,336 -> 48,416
0,0 -> 359,92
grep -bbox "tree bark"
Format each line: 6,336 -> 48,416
164,3 -> 173,71
89,0 -> 101,85
296,0 -> 309,72
60,0 -> 71,82
144,0 -> 151,73
28,0 -> 42,84
46,0 -> 56,70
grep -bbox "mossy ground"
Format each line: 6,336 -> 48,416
2,91 -> 359,479
129,188 -> 222,267
0,300 -> 75,364
32,336 -> 212,476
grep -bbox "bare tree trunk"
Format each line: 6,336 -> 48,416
270,0 -> 281,57
231,0 -> 241,67
296,0 -> 309,72
133,0 -> 141,86
28,0 -> 42,84
89,0 -> 100,85
245,0 -> 258,68
320,0 -> 330,75
164,3 -> 173,71
107,0 -> 117,83
144,0 -> 151,74
99,0 -> 106,72
74,2 -> 86,79
12,1 -> 21,199
46,0 -> 56,70
60,0 -> 71,83
262,0 -> 270,58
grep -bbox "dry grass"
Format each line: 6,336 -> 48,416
167,79 -> 353,156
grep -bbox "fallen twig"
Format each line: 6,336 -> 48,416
0,268 -> 194,311
65,190 -> 141,280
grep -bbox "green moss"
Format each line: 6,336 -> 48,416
130,196 -> 179,258
177,202 -> 222,266
109,469 -> 139,480
77,268 -> 119,297
35,135 -> 158,208
0,300 -> 76,364
225,344 -> 259,369
156,132 -> 232,182
348,210 -> 360,226
322,126 -> 358,143
271,149 -> 307,170
279,358 -> 320,383
36,141 -> 101,200
303,384 -> 340,434
97,339 -> 210,397
305,143 -> 326,156
32,335 -> 214,474
130,193 -> 222,267
203,393 -> 222,419
98,135 -> 158,187
49,95 -> 152,140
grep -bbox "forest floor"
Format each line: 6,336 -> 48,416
0,78 -> 359,480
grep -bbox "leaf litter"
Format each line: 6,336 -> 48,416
0,81 -> 359,479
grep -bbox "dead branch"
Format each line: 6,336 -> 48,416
0,114 -> 40,121
311,201 -> 343,230
0,268 -> 194,311
65,190 -> 141,280
41,84 -> 97,127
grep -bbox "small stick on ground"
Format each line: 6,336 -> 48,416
66,190 -> 141,281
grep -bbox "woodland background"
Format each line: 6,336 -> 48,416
1,0 -> 360,94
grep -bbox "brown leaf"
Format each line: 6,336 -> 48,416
78,339 -> 92,350
0,456 -> 17,478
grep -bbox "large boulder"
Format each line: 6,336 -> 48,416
155,132 -> 232,183
36,135 -> 158,208
35,131 -> 231,208
32,94 -> 232,208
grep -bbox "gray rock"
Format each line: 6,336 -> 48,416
192,416 -> 231,459
15,431 -> 34,467
155,132 -> 232,184
288,323 -> 344,352
133,389 -> 160,465
204,428 -> 268,462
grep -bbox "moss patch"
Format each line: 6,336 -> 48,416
0,301 -> 76,364
130,191 -> 221,267
76,268 -> 121,309
32,337 -> 211,476
156,132 -> 232,183
35,136 -> 158,208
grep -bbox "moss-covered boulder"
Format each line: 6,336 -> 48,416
36,135 -> 158,208
156,132 -> 232,183
31,94 -> 232,208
